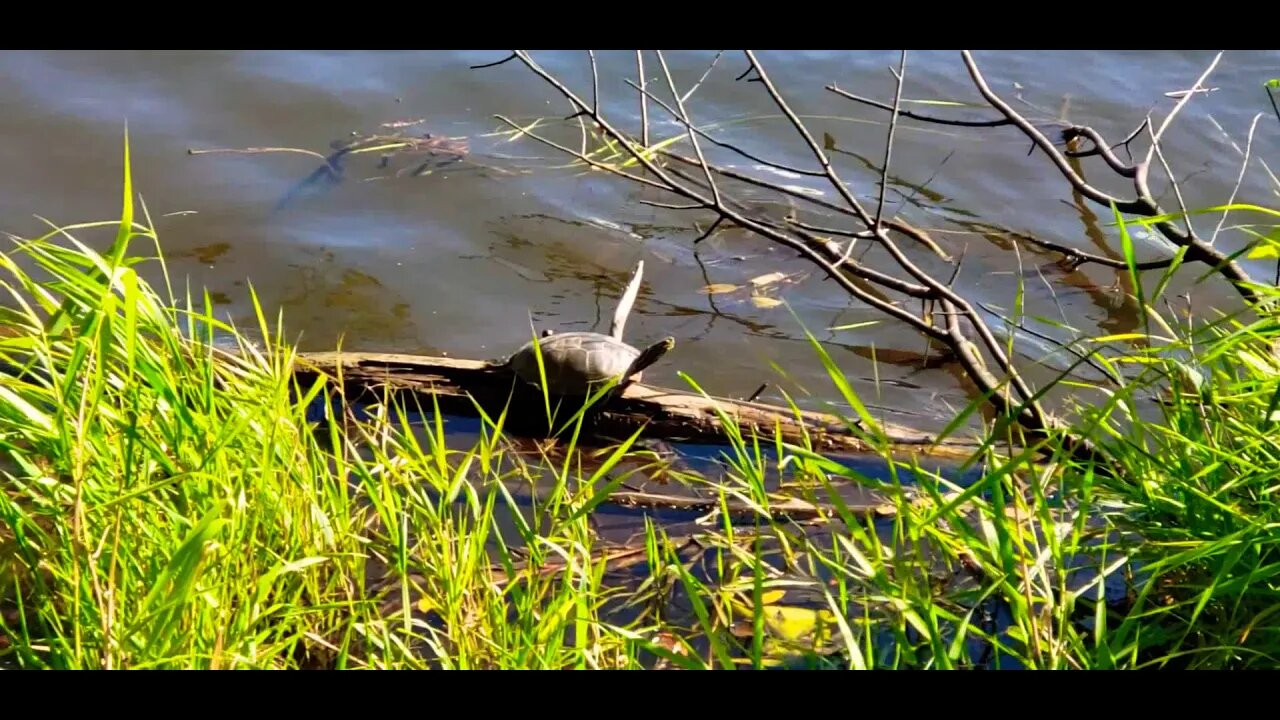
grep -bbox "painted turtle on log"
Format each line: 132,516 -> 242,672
503,331 -> 675,396
494,259 -> 674,397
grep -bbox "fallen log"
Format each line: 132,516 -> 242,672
293,350 -> 986,460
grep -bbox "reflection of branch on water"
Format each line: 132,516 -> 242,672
188,128 -> 479,211
977,302 -> 1123,386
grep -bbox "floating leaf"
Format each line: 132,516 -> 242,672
823,132 -> 837,150
751,296 -> 784,309
760,589 -> 787,605
828,320 -> 880,331
750,271 -> 789,287
700,283 -> 739,295
761,604 -> 836,642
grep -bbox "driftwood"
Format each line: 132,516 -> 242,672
292,350 -> 985,460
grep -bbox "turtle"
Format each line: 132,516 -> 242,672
500,331 -> 675,397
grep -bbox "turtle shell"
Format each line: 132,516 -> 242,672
508,331 -> 641,395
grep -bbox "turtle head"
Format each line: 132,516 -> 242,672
627,336 -> 675,378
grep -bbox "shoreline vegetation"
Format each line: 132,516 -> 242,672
3,54 -> 1280,669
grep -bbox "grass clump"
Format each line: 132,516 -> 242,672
3,137 -> 1280,670
0,138 -> 635,669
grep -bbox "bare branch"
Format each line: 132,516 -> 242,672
508,51 -> 949,342
746,51 -> 1040,413
470,53 -> 517,70
960,51 -> 1147,215
828,84 -> 1012,127
503,49 -> 1115,468
636,51 -> 649,147
744,50 -> 877,227
959,50 -> 1259,304
1005,225 -> 1177,271
1059,126 -> 1138,177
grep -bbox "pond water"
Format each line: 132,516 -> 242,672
5,50 -> 1256,667
1,49 -> 1276,435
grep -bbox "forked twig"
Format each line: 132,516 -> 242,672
873,52 -> 908,236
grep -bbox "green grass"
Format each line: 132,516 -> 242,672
2,139 -> 1280,669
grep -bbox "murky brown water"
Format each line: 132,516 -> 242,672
1,50 -> 1276,434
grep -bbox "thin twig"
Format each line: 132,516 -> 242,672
470,53 -> 517,70
1147,118 -> 1197,241
1145,51 -> 1224,163
660,151 -> 951,259
494,114 -> 674,194
1210,113 -> 1264,246
588,50 -> 600,117
1059,126 -> 1138,177
745,51 -> 876,227
665,166 -> 932,298
622,77 -> 824,177
638,199 -> 704,211
874,52 -> 909,234
1008,229 -> 1175,271
657,51 -> 721,209
828,84 -> 1012,127
681,50 -> 725,104
636,51 -> 649,148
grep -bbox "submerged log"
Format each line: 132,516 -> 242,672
292,351 -> 985,459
